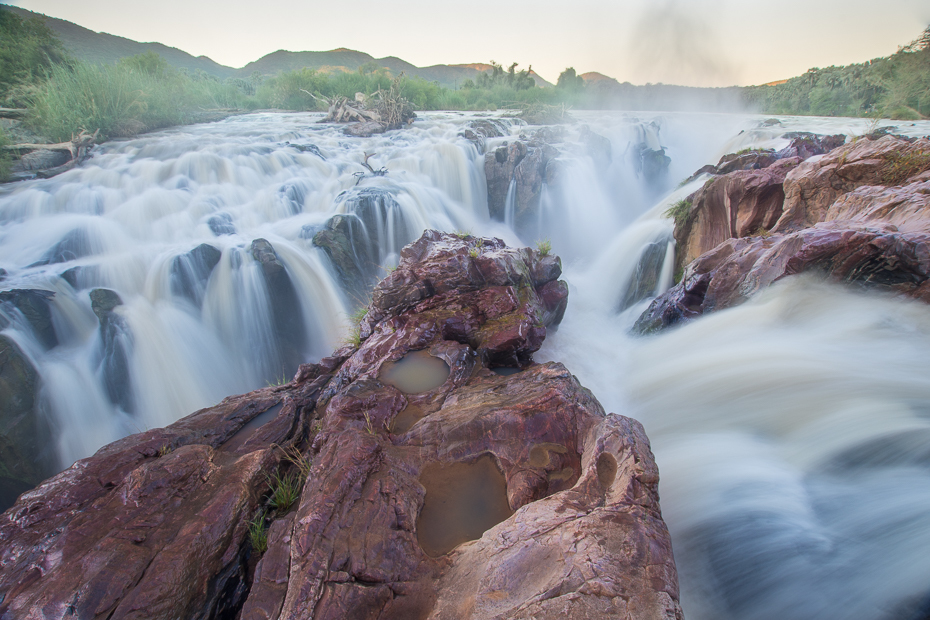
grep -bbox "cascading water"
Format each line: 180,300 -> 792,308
3,109 -> 930,619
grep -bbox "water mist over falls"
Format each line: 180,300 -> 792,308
3,110 -> 930,620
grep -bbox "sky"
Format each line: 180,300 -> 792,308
8,0 -> 930,87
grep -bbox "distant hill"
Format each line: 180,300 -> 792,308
3,5 -> 238,79
239,49 -> 500,88
3,6 -> 512,89
581,72 -> 619,85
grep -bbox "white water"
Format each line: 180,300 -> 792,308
3,110 -> 930,618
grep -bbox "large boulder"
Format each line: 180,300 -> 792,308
0,335 -> 48,508
90,288 -> 134,414
313,188 -> 415,300
0,289 -> 58,350
774,136 -> 930,232
674,157 -> 801,271
251,239 -> 310,377
170,243 -> 222,307
1,232 -> 681,620
635,222 -> 930,333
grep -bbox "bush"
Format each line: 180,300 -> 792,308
25,55 -> 253,141
0,7 -> 70,101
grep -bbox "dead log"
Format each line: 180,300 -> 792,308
4,130 -> 98,179
0,108 -> 28,120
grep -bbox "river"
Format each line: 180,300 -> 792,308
2,110 -> 930,619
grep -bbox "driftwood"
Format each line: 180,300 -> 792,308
3,130 -> 98,179
0,108 -> 28,120
308,76 -> 416,136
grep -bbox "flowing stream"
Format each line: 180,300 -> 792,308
3,110 -> 930,619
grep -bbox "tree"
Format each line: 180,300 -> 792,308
557,67 -> 585,91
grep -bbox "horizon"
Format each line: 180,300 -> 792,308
6,0 -> 930,88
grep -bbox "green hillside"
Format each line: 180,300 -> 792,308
4,5 -> 237,79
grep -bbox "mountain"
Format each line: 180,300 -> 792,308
239,49 -> 500,88
3,6 -> 510,89
3,5 -> 238,79
580,72 -> 620,85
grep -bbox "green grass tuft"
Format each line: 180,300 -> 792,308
881,150 -> 930,186
664,199 -> 692,227
248,510 -> 268,554
535,238 -> 552,256
267,470 -> 302,513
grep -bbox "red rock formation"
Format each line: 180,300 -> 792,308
1,231 -> 681,620
638,135 -> 930,333
676,157 -> 800,269
774,136 -> 930,232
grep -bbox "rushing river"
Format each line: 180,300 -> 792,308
2,110 -> 930,619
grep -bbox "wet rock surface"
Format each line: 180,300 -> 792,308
1,231 -> 681,620
638,135 -> 930,333
251,238 -> 310,377
484,126 -> 611,231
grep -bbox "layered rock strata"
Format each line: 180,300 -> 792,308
1,231 -> 681,620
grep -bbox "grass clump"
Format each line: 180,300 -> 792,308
535,238 -> 552,256
248,510 -> 268,554
273,443 -> 313,480
267,470 -> 302,512
664,199 -> 692,227
881,150 -> 930,186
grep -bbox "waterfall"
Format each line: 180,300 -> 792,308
3,110 -> 930,618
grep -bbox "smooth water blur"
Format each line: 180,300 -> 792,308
4,109 -> 930,618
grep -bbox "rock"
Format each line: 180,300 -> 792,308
313,214 -> 378,300
89,288 -> 135,414
251,239 -> 309,377
674,157 -> 801,271
60,265 -> 97,290
634,223 -> 930,333
639,146 -> 672,186
776,132 -> 846,160
170,243 -> 222,307
344,121 -> 387,138
485,141 -> 528,221
0,232 -> 681,619
0,289 -> 58,350
714,149 -> 778,175
578,124 -> 612,171
774,136 -> 930,232
0,335 -> 49,506
313,188 -> 415,300
484,139 -> 560,232
36,228 -> 92,266
208,212 -> 237,236
619,240 -> 670,311
13,149 -> 71,173
459,119 -> 509,152
512,143 -> 559,230
825,177 -> 930,233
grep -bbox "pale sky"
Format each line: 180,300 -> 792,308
9,0 -> 930,87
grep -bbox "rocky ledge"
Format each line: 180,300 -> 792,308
637,133 -> 930,333
0,231 -> 681,620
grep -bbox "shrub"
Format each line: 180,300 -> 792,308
664,199 -> 692,227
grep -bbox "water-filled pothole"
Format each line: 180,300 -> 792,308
392,403 -> 427,434
379,349 -> 450,394
416,454 -> 513,557
491,366 -> 522,376
223,403 -> 283,451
